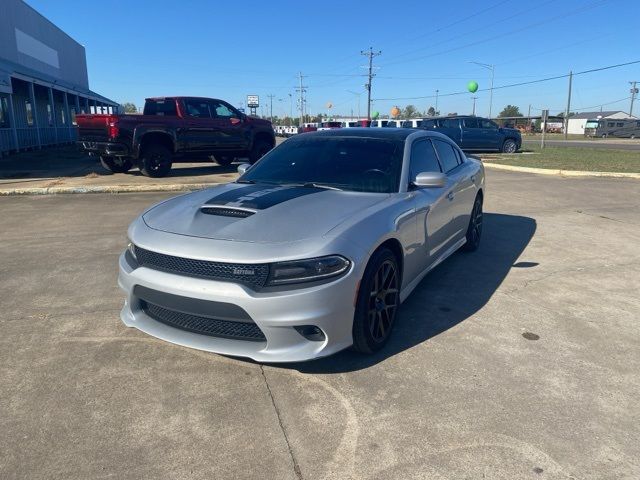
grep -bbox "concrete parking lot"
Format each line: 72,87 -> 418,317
1,170 -> 639,479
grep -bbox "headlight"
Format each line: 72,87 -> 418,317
267,255 -> 350,286
127,241 -> 137,260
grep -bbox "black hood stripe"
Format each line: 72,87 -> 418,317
203,184 -> 322,211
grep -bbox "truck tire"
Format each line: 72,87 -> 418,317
139,144 -> 172,178
501,139 -> 518,153
249,139 -> 272,164
100,156 -> 133,174
214,155 -> 234,166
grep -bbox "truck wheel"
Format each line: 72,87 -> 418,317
139,144 -> 172,178
100,156 -> 133,174
249,140 -> 272,164
214,155 -> 234,166
501,139 -> 518,153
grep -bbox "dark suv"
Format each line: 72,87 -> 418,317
420,116 -> 521,153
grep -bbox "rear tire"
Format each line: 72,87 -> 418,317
352,249 -> 400,354
100,156 -> 132,173
249,139 -> 272,164
214,155 -> 234,166
501,139 -> 517,153
463,194 -> 483,252
139,144 -> 172,178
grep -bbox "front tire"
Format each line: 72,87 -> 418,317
139,144 -> 172,178
214,155 -> 234,166
100,156 -> 133,173
501,138 -> 517,153
463,194 -> 483,252
352,249 -> 400,354
249,139 -> 272,164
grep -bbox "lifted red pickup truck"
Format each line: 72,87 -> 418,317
76,97 -> 275,177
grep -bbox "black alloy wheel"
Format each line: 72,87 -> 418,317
502,139 -> 517,153
140,144 -> 172,178
352,249 -> 400,353
463,195 -> 483,252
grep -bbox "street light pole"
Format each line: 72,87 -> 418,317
469,61 -> 495,118
435,89 -> 439,114
472,96 -> 478,116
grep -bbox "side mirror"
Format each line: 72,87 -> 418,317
237,163 -> 251,175
230,117 -> 242,125
413,171 -> 446,188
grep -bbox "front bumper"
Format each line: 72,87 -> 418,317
117,252 -> 360,362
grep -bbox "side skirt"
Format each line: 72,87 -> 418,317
399,237 -> 466,303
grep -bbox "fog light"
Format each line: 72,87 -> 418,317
294,325 -> 326,342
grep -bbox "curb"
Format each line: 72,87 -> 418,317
0,183 -> 215,196
483,162 -> 640,179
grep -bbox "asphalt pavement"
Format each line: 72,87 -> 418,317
1,170 -> 639,479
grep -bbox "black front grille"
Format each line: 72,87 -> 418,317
134,246 -> 269,289
142,301 -> 266,342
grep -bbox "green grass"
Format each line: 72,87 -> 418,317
481,146 -> 640,173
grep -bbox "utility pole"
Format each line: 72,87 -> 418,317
435,89 -> 439,114
295,72 -> 307,127
471,97 -> 478,116
564,70 -> 573,140
267,94 -> 275,123
629,81 -> 638,117
361,47 -> 382,120
527,104 -> 531,134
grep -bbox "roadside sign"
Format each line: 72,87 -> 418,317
541,109 -> 548,150
247,95 -> 259,108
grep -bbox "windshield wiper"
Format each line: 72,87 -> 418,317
300,182 -> 343,191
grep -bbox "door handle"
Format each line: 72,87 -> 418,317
447,191 -> 455,201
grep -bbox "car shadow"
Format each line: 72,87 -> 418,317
270,213 -> 537,373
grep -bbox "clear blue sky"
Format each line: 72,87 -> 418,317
26,0 -> 640,118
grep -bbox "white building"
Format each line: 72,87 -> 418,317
566,111 -> 637,135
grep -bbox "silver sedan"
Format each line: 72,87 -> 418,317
118,128 -> 485,362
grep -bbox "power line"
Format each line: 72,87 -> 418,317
373,59 -> 640,101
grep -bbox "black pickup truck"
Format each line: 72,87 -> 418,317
76,97 -> 275,177
420,115 -> 521,153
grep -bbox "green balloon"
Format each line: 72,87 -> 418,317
468,81 -> 479,93
371,111 -> 379,119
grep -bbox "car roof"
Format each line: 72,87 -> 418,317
301,127 -> 419,141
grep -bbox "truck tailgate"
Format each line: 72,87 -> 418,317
76,114 -> 113,141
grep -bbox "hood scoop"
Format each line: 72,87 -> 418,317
200,206 -> 255,218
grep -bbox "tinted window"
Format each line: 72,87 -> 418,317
241,137 -> 403,193
441,118 -> 460,128
464,118 -> 480,128
410,140 -> 441,180
422,119 -> 435,128
144,99 -> 178,116
616,122 -> 624,127
0,97 -> 8,127
481,119 -> 498,129
608,122 -> 615,127
184,100 -> 211,118
433,139 -> 460,173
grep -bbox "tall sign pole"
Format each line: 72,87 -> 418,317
361,47 -> 382,121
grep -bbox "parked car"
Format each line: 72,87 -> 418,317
317,121 -> 342,131
342,120 -> 359,128
118,128 -> 485,362
298,122 -> 319,133
420,116 -> 521,153
76,96 -> 275,177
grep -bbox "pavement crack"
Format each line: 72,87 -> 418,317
260,365 -> 303,480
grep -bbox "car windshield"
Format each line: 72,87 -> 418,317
240,136 -> 403,193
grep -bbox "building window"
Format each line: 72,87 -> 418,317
46,104 -> 53,126
0,97 -> 9,128
25,100 -> 34,126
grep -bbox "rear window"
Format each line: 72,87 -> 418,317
144,99 -> 178,116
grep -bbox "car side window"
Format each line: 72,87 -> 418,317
442,118 -> 459,128
480,119 -> 497,129
464,118 -> 480,128
410,140 -> 442,181
184,100 -> 211,118
432,139 -> 460,173
211,101 -> 237,118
